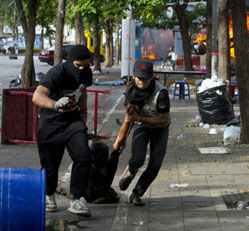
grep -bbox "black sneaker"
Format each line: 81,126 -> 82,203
129,193 -> 145,206
119,166 -> 135,191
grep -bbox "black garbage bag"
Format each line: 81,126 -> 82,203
196,85 -> 234,125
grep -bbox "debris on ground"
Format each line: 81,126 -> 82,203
170,183 -> 188,188
223,125 -> 240,146
198,147 -> 230,154
176,134 -> 185,140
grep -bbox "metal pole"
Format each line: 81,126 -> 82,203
94,92 -> 98,135
127,5 -> 132,82
211,0 -> 218,78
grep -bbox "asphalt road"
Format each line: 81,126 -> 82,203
0,55 -> 51,88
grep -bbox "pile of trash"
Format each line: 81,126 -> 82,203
197,75 -> 226,93
187,114 -> 241,147
196,75 -> 234,125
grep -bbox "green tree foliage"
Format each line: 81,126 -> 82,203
74,0 -> 103,23
127,0 -> 205,33
0,0 -> 16,36
69,0 -> 126,33
102,0 -> 126,20
36,0 -> 58,38
0,1 -> 7,26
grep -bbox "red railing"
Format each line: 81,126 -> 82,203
4,89 -> 110,145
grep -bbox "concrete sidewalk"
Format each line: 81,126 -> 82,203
0,68 -> 248,230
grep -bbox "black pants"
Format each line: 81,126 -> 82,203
128,124 -> 169,197
37,119 -> 92,198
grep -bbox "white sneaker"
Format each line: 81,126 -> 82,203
46,194 -> 57,212
68,197 -> 91,217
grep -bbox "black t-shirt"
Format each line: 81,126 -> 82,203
39,62 -> 92,122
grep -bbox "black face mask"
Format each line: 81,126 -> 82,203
66,61 -> 92,86
124,79 -> 155,104
65,45 -> 93,86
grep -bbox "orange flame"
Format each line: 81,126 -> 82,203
229,13 -> 249,58
192,13 -> 249,58
193,34 -> 207,45
141,45 -> 160,60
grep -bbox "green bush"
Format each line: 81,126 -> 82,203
34,47 -> 41,53
18,47 -> 41,54
18,47 -> 26,53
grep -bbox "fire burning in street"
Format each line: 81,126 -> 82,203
192,13 -> 249,58
141,45 -> 160,60
140,28 -> 174,60
193,33 -> 207,45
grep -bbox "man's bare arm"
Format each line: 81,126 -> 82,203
138,112 -> 170,126
32,85 -> 55,109
78,90 -> 88,123
127,111 -> 170,126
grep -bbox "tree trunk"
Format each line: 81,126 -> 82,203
110,20 -> 114,65
41,27 -> 44,49
115,19 -> 120,65
13,2 -> 17,41
0,24 -> 3,37
49,35 -> 53,47
104,19 -> 112,67
218,0 -> 230,81
92,17 -> 101,72
206,0 -> 212,78
14,2 -> 18,41
175,0 -> 193,71
15,0 -> 37,88
230,0 -> 249,143
74,0 -> 87,45
54,0 -> 66,66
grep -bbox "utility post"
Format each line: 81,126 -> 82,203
121,5 -> 136,82
211,0 -> 218,77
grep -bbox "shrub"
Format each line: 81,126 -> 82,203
18,47 -> 41,54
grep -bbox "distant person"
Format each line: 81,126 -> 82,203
32,45 -> 93,217
118,60 -> 170,206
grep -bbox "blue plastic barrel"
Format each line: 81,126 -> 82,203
0,167 -> 45,231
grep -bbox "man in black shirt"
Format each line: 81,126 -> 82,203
32,45 -> 92,217
118,60 -> 170,206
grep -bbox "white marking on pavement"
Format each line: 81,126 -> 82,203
96,94 -> 124,134
111,193 -> 129,231
102,95 -> 124,124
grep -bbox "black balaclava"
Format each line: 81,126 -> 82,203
66,45 -> 92,86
